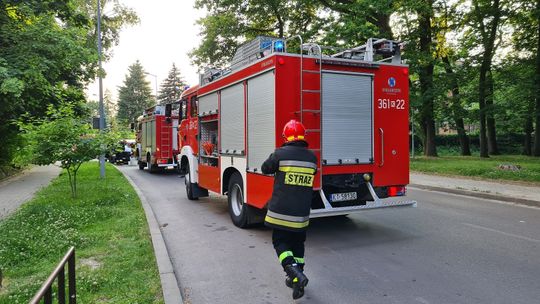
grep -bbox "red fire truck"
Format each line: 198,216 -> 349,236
135,105 -> 180,173
176,36 -> 416,227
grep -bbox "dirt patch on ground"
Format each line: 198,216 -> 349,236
80,258 -> 101,271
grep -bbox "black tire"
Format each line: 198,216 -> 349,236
147,154 -> 159,173
227,172 -> 249,228
185,165 -> 198,200
177,158 -> 185,176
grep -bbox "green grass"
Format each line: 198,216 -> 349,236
411,155 -> 540,184
0,163 -> 163,303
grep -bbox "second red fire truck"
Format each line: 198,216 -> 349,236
174,36 -> 416,228
135,105 -> 180,173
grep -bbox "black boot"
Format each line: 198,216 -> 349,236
284,264 -> 308,299
285,276 -> 293,288
285,263 -> 304,288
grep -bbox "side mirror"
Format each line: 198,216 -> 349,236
165,104 -> 172,118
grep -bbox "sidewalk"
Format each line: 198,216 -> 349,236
0,165 -> 61,219
410,172 -> 540,207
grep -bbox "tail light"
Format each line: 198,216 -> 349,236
158,159 -> 168,164
388,186 -> 406,197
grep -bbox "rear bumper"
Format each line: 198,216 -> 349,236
156,157 -> 177,168
310,182 -> 417,218
157,163 -> 177,168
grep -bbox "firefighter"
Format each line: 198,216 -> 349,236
262,119 -> 317,300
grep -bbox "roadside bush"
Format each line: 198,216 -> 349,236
411,133 -> 525,156
16,103 -> 118,197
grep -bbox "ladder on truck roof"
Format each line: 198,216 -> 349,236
199,36 -> 403,86
331,38 -> 403,64
287,35 -> 324,188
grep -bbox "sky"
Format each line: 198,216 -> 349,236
86,0 -> 204,102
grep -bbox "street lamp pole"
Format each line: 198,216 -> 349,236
97,0 -> 105,178
145,72 -> 158,103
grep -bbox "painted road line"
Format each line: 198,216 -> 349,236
462,222 -> 540,243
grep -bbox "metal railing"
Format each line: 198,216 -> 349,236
29,247 -> 76,304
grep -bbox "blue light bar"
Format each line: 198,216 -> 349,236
274,40 -> 285,52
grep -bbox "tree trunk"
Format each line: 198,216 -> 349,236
478,63 -> 490,158
473,0 -> 500,158
486,70 -> 499,154
456,119 -> 471,156
418,0 -> 437,157
442,56 -> 471,156
376,13 -> 393,39
66,167 -> 75,198
533,0 -> 540,156
524,115 -> 533,155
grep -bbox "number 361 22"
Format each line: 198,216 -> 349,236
378,99 -> 405,110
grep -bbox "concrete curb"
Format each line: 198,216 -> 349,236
409,183 -> 540,208
120,171 -> 183,304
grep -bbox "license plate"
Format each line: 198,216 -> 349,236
330,192 -> 357,202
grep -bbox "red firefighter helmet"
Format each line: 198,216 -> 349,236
282,119 -> 306,142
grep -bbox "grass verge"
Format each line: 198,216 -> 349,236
0,163 -> 163,303
410,155 -> 540,184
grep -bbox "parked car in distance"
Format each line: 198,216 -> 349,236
107,139 -> 136,165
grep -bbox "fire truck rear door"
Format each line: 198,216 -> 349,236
321,72 -> 373,165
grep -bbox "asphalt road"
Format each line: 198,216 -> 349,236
118,165 -> 540,304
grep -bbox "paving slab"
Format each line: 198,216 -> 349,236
0,165 -> 61,219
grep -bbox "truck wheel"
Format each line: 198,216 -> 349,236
227,172 -> 249,228
185,166 -> 198,200
176,158 -> 185,176
147,154 -> 159,173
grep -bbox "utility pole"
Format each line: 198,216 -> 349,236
97,0 -> 105,178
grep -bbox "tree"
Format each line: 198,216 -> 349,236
87,89 -> 116,121
533,0 -> 540,156
0,0 -> 137,166
158,63 -> 186,105
17,104 -> 113,197
393,0 -> 439,156
435,2 -> 472,155
116,61 -> 155,123
440,55 -> 472,155
467,0 -> 505,157
417,0 -> 438,157
190,0 -> 319,68
316,0 -> 395,42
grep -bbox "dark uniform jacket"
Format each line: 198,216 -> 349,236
262,140 -> 317,232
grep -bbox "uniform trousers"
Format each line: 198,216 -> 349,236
272,228 -> 307,270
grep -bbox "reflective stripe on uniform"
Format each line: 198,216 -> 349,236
265,215 -> 309,229
279,251 -> 294,263
267,210 -> 309,223
279,160 -> 317,169
279,166 -> 316,174
294,257 -> 305,264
